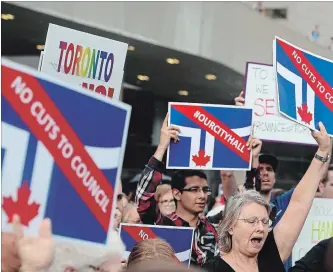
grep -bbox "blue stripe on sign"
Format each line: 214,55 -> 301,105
199,129 -> 206,151
169,136 -> 191,167
212,137 -> 250,168
277,73 -> 297,120
38,78 -> 127,147
45,166 -> 118,243
21,137 -> 38,186
121,229 -> 137,251
153,228 -> 193,252
1,148 -> 5,169
301,79 -> 307,105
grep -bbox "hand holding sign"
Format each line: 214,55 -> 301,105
13,214 -> 54,272
246,137 -> 262,168
311,122 -> 331,153
155,113 -> 181,161
247,137 -> 262,155
234,91 -> 245,106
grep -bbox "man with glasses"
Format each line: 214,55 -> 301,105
136,115 -> 218,267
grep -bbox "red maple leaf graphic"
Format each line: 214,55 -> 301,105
297,103 -> 313,125
2,182 -> 40,226
192,149 -> 211,167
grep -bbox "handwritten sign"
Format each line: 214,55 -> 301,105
119,223 -> 194,266
292,198 -> 333,265
244,62 -> 316,145
274,37 -> 333,136
40,24 -> 127,100
167,102 -> 253,170
1,59 -> 131,245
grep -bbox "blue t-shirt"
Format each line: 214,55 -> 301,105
270,188 -> 295,271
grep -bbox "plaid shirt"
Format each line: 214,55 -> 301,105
135,156 -> 219,266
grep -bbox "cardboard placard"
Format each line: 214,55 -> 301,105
244,62 -> 316,145
292,198 -> 333,265
167,102 -> 253,170
40,24 -> 127,100
1,59 -> 131,245
274,37 -> 333,136
119,223 -> 195,266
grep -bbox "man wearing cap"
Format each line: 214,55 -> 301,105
257,153 -> 292,225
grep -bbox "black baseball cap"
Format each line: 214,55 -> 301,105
259,153 -> 278,172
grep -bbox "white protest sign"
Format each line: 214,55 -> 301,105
40,24 -> 127,100
244,62 -> 316,145
292,198 -> 333,265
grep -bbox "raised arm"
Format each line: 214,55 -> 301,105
220,170 -> 238,199
221,136 -> 262,198
274,122 -> 332,263
135,156 -> 165,224
135,114 -> 180,224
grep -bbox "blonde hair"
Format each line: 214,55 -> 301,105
121,203 -> 138,223
218,190 -> 271,253
154,184 -> 173,202
127,238 -> 177,267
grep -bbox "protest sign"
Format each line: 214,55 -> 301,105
292,198 -> 333,265
1,59 -> 131,245
244,62 -> 316,145
274,37 -> 333,136
119,223 -> 194,266
167,102 -> 253,170
40,24 -> 127,100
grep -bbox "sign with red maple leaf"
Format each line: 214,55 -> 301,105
192,149 -> 211,167
244,62 -> 316,145
297,104 -> 313,125
274,37 -> 333,136
1,59 -> 130,244
2,182 -> 40,226
167,102 -> 253,170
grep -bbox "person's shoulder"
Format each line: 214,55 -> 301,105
160,212 -> 184,226
272,188 -> 294,207
200,215 -> 218,234
203,256 -> 227,271
290,238 -> 332,272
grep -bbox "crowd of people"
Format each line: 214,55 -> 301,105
2,91 -> 333,272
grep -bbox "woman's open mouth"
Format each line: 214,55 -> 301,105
250,237 -> 263,248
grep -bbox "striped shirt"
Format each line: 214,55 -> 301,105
135,156 -> 219,266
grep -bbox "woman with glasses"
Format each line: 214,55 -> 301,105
155,184 -> 176,216
204,122 -> 331,272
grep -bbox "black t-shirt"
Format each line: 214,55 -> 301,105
203,231 -> 285,272
289,238 -> 333,272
